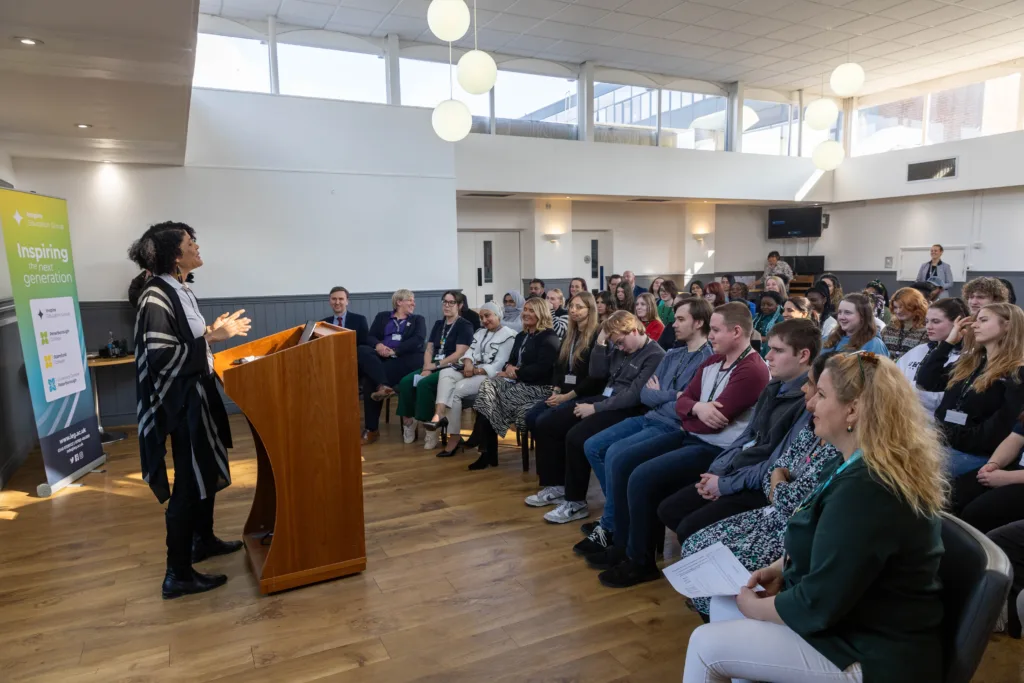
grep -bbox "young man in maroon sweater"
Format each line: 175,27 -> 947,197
585,302 -> 770,587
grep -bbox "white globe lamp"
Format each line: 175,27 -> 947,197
830,62 -> 865,97
427,0 -> 470,42
432,99 -> 472,142
804,98 -> 839,131
813,140 -> 845,171
457,49 -> 497,95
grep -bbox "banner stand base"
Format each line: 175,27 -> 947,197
36,454 -> 107,498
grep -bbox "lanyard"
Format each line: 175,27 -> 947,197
794,450 -> 862,515
670,341 -> 710,388
391,315 -> 408,336
567,333 -> 580,371
608,338 -> 649,383
475,329 -> 494,362
952,361 -> 985,412
438,319 -> 456,352
517,333 -> 532,366
708,346 -> 752,400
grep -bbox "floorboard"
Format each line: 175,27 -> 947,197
1,413 -> 1021,682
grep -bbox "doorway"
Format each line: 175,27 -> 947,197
571,231 -> 612,291
457,232 -> 522,309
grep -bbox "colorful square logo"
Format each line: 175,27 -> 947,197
44,355 -> 52,369
47,378 -> 56,392
40,331 -> 48,345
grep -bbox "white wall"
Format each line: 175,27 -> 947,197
0,147 -> 14,298
715,188 -> 1024,275
455,134 -> 833,204
834,130 -> 1024,203
12,91 -> 458,301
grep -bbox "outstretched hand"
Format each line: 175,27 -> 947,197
207,310 -> 251,343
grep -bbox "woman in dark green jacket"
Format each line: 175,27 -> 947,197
683,352 -> 948,683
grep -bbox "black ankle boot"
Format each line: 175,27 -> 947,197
192,535 -> 244,563
162,566 -> 228,599
463,419 -> 484,449
467,450 -> 498,470
468,426 -> 499,470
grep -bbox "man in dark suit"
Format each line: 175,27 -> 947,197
322,286 -> 368,346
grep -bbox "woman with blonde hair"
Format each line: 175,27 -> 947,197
917,302 -> 1024,477
468,298 -> 560,470
880,287 -> 929,361
764,275 -> 788,299
684,352 -> 947,683
546,288 -> 569,339
633,292 -> 665,340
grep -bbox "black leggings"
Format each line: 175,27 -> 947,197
951,471 -> 1024,534
166,422 -> 216,573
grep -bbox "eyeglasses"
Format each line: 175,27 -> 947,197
442,300 -> 457,306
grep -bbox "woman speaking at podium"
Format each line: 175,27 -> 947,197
128,221 -> 252,599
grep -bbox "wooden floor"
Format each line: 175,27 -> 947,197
1,412 -> 1022,682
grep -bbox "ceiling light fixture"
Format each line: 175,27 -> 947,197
427,0 -> 470,42
812,140 -> 845,171
431,42 -> 471,142
830,39 -> 864,97
16,37 -> 42,46
75,123 -> 92,129
457,0 -> 496,95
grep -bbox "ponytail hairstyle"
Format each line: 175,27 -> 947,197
825,352 -> 947,516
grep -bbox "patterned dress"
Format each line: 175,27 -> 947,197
474,378 -> 552,437
679,426 -> 841,615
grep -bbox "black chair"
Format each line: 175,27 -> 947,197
938,512 -> 1013,683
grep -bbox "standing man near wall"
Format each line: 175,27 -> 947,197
623,271 -> 645,299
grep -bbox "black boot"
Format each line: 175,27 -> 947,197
463,418 -> 484,449
192,534 -> 244,563
161,566 -> 228,599
468,423 -> 499,470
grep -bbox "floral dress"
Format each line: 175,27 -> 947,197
679,425 -> 841,615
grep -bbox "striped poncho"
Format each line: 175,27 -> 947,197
134,276 -> 232,503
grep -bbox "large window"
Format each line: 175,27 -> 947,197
494,70 -> 577,140
800,107 -> 843,158
853,96 -> 926,156
278,44 -> 386,103
660,89 -> 728,151
594,83 -> 657,145
926,73 -> 1020,144
742,100 -> 794,156
399,58 -> 489,116
193,33 -> 270,93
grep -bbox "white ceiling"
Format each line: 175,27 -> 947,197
203,0 -> 1024,95
0,0 -> 198,165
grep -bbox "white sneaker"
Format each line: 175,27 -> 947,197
423,430 -> 439,450
402,421 -> 417,444
544,500 -> 589,524
525,486 -> 565,507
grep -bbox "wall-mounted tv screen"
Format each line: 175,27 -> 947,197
768,207 -> 823,239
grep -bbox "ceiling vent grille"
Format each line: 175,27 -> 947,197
629,197 -> 671,202
462,192 -> 516,198
907,158 -> 957,182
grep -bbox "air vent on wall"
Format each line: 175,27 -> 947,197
462,192 -> 516,198
629,198 -> 671,202
907,158 -> 957,182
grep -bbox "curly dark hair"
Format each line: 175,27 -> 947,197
127,221 -> 196,276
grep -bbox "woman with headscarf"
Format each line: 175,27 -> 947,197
753,291 -> 785,358
502,290 -> 525,332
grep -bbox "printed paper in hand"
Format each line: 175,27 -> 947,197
662,542 -> 753,599
413,374 -> 424,387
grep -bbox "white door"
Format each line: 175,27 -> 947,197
457,232 -> 521,308
572,231 -> 612,292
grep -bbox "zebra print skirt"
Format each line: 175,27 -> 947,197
473,378 -> 552,437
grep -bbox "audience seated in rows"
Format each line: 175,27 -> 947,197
529,309 -> 666,523
546,288 -> 569,339
426,301 -> 517,457
466,298 -> 561,470
583,303 -> 771,587
822,293 -> 889,357
321,286 -> 369,346
683,352 -> 947,683
917,302 -> 1024,477
573,297 -> 714,552
394,290 -> 474,449
634,292 -> 665,340
679,352 -> 838,617
752,291 -> 784,358
880,287 -> 929,361
357,289 -> 426,445
896,297 -> 969,414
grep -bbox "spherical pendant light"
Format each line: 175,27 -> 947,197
830,62 -> 865,97
427,0 -> 470,42
812,139 -> 845,171
805,98 -> 839,131
457,49 -> 497,95
432,99 -> 472,142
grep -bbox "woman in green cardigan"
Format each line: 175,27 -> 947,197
683,351 -> 948,683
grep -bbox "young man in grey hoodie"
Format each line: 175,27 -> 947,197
571,297 -> 715,551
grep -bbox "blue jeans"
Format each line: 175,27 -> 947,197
619,434 -> 723,566
583,416 -> 680,533
948,448 -> 989,478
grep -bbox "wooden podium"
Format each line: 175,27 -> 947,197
213,322 -> 365,594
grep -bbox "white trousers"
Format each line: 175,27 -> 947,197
435,369 -> 487,435
682,597 -> 863,683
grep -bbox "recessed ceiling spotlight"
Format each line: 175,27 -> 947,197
102,160 -> 111,164
15,37 -> 42,46
76,123 -> 92,129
